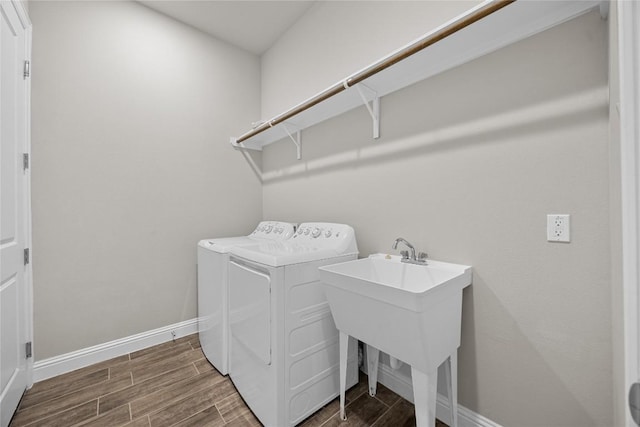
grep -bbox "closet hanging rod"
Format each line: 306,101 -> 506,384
234,0 -> 516,145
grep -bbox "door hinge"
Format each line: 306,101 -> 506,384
23,60 -> 30,79
24,248 -> 30,265
23,153 -> 29,171
25,342 -> 32,359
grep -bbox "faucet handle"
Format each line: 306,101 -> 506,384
400,250 -> 409,259
417,252 -> 428,261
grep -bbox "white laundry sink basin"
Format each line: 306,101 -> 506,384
319,254 -> 471,373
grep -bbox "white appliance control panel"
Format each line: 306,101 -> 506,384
250,221 -> 296,239
292,222 -> 358,254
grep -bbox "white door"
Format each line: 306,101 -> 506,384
0,1 -> 31,426
616,0 -> 640,425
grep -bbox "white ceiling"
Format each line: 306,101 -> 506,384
138,1 -> 315,55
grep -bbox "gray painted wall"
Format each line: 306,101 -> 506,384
260,5 -> 612,427
30,1 -> 262,360
260,1 -> 477,119
27,1 -> 617,425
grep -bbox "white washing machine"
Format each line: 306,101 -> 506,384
197,221 -> 295,375
228,222 -> 360,427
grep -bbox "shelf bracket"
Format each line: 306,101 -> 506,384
599,1 -> 609,20
353,83 -> 380,139
282,124 -> 301,160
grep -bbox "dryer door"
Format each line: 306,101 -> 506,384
229,260 -> 271,365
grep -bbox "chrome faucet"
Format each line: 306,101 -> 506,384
392,237 -> 427,264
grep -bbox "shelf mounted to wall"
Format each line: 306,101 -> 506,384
230,0 -> 606,159
353,83 -> 380,140
282,123 -> 301,160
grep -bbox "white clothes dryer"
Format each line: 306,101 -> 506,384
228,222 -> 360,427
197,221 -> 295,375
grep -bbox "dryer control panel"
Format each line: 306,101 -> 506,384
250,221 -> 296,240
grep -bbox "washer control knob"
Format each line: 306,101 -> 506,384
325,229 -> 332,238
304,228 -> 310,235
265,225 -> 273,233
312,227 -> 321,238
297,228 -> 303,234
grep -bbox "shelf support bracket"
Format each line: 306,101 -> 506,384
599,1 -> 609,19
353,83 -> 380,139
282,124 -> 301,160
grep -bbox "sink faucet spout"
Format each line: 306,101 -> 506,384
392,238 -> 427,264
392,238 -> 416,261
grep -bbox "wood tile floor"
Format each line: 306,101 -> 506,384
10,334 -> 448,427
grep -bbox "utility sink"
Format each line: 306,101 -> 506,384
319,253 -> 471,372
319,253 -> 472,427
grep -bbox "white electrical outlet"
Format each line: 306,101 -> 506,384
547,214 -> 570,242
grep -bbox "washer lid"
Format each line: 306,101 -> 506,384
198,236 -> 256,253
230,243 -> 344,267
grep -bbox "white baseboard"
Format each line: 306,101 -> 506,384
33,318 -> 198,383
372,362 -> 502,427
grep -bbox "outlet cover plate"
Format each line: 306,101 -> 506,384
547,214 -> 570,242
